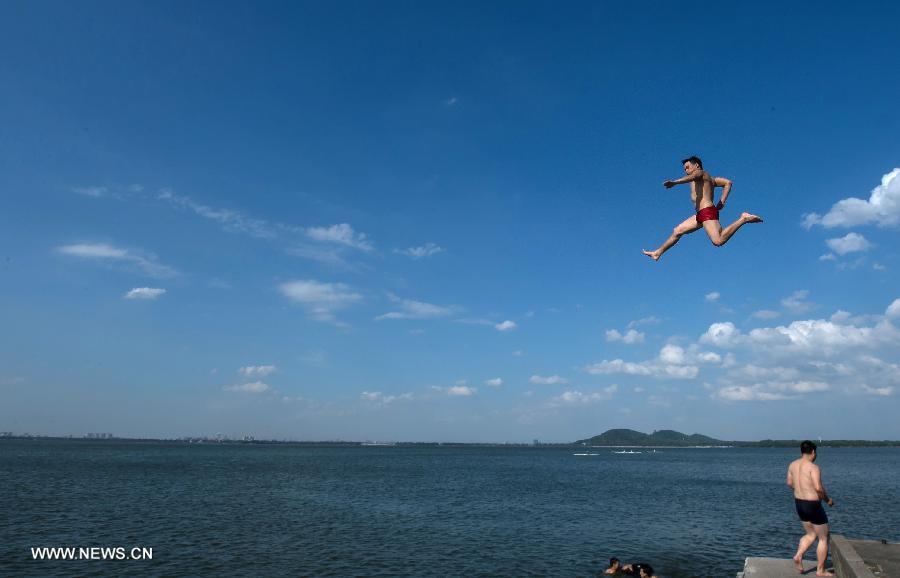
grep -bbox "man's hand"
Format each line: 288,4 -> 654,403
663,180 -> 676,189
826,497 -> 834,507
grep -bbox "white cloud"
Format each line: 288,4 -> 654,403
396,243 -> 445,259
781,290 -> 814,314
484,378 -> 503,387
158,189 -> 276,239
700,322 -> 741,347
584,357 -> 699,380
752,310 -> 780,320
715,380 -> 829,402
659,344 -> 686,364
305,223 -> 373,252
239,365 -> 277,377
552,385 -> 618,405
605,329 -> 645,344
124,287 -> 166,300
512,350 -> 525,357
278,280 -> 363,324
886,299 -> 900,318
72,186 -> 109,198
530,375 -> 568,385
803,168 -> 900,229
628,316 -> 661,328
360,391 -> 414,404
820,253 -> 837,261
705,292 -> 721,302
58,243 -> 177,278
495,320 -> 518,332
429,384 -> 477,397
825,232 -> 872,255
224,381 -> 269,394
376,294 -> 458,321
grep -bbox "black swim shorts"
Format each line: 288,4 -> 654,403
795,498 -> 828,525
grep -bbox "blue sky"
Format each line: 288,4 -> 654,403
2,1 -> 899,441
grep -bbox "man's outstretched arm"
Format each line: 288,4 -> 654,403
715,177 -> 732,209
663,171 -> 706,189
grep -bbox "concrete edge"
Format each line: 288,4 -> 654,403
831,534 -> 878,578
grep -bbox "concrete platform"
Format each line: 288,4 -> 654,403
737,536 -> 899,578
833,535 -> 900,578
738,556 -> 833,577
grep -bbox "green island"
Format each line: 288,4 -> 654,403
574,428 -> 900,448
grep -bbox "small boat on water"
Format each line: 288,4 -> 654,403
612,450 -> 642,454
572,452 -> 599,456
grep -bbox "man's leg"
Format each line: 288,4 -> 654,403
793,522 -> 816,572
701,212 -> 763,246
813,523 -> 833,576
643,214 -> 701,261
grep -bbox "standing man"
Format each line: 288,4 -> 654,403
642,156 -> 763,261
787,440 -> 835,576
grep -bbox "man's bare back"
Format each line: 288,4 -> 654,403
788,458 -> 823,501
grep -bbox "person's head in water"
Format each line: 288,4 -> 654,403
681,155 -> 703,174
637,563 -> 655,578
801,440 -> 817,461
604,557 -> 621,574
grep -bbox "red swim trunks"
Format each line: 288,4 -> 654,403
696,206 -> 719,225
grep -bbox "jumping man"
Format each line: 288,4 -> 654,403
642,156 -> 762,261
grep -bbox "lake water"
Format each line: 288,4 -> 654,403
2,441 -> 898,577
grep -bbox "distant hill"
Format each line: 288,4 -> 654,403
574,428 -> 727,447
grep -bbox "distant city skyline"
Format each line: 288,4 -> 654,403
2,1 -> 899,442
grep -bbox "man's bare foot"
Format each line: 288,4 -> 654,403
792,556 -> 804,573
642,249 -> 660,261
742,212 -> 763,223
815,571 -> 834,577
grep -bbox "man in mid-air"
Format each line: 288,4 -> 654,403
787,440 -> 835,576
643,156 -> 762,261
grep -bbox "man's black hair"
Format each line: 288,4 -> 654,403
681,155 -> 703,169
637,563 -> 654,576
609,557 -> 619,565
800,440 -> 817,454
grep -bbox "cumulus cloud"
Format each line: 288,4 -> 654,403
886,299 -> 900,318
396,243 -> 445,259
701,322 -> 741,347
802,168 -> 900,229
605,329 -> 645,344
484,378 -> 503,387
224,381 -> 270,394
551,385 -> 618,405
715,380 -> 829,402
124,287 -> 166,300
825,232 -> 872,255
585,343 -> 724,381
305,223 -> 373,252
495,320 -> 517,332
375,294 -> 458,321
239,365 -> 277,377
530,375 -> 569,385
705,292 -> 721,302
781,290 -> 815,314
278,280 -> 363,324
57,243 -> 178,278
